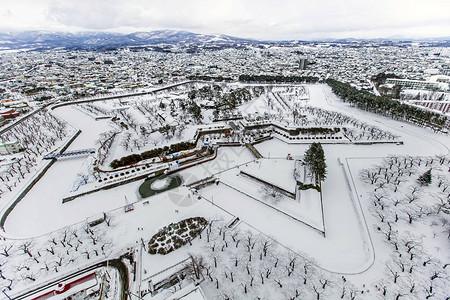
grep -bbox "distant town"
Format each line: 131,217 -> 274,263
0,33 -> 449,126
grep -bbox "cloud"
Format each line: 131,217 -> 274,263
3,9 -> 12,18
47,0 -> 126,29
0,0 -> 448,39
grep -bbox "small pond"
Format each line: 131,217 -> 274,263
138,174 -> 183,198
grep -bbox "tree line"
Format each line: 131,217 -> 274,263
239,74 -> 319,84
282,126 -> 340,136
109,141 -> 195,169
326,79 -> 448,130
187,75 -> 233,82
188,85 -> 252,110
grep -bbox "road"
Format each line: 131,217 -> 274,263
50,80 -> 193,109
0,100 -> 58,135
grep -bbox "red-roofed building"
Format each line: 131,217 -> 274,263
0,108 -> 19,119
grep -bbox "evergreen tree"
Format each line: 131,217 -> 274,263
303,142 -> 327,185
418,168 -> 432,186
188,101 -> 202,122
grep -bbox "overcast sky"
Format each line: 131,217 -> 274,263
0,0 -> 449,40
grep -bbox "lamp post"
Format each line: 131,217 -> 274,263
138,240 -> 143,299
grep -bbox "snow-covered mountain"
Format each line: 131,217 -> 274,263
0,30 -> 260,50
1,30 -> 447,51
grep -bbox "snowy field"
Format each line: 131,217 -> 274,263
218,160 -> 324,232
3,106 -> 120,237
239,159 -> 297,193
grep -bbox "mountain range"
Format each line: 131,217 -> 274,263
0,30 -> 260,51
0,30 -> 448,51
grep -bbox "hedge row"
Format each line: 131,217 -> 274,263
239,74 -> 319,84
278,126 -> 340,136
110,141 -> 195,169
187,75 -> 233,82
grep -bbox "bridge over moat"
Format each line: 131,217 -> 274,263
43,148 -> 95,160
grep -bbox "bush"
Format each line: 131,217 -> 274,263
300,183 -> 321,192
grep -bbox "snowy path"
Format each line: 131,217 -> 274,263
247,141 -> 372,272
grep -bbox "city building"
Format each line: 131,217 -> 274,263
0,108 -> 20,119
299,57 -> 308,70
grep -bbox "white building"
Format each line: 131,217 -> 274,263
0,140 -> 21,155
386,78 -> 441,90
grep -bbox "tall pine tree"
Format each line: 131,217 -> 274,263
303,142 -> 327,185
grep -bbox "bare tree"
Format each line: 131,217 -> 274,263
387,262 -> 401,284
20,242 -> 33,257
185,253 -> 205,281
260,185 -> 282,204
0,244 -> 14,257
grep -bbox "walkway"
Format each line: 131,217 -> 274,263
245,143 -> 263,158
43,148 -> 95,160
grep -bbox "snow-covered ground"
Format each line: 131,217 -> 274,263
1,83 -> 449,299
218,160 -> 324,232
3,106 -> 117,237
200,162 -> 368,272
239,159 -> 297,193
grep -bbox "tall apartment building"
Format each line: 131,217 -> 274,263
299,57 -> 308,70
